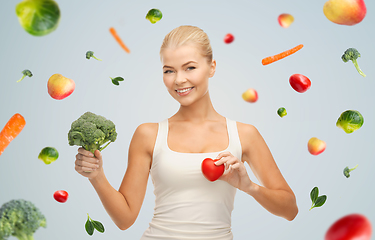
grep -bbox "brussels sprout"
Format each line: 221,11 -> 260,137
277,107 -> 287,117
38,147 -> 59,164
336,110 -> 364,134
16,0 -> 61,36
145,9 -> 163,24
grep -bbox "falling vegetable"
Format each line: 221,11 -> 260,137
145,8 -> 163,24
289,74 -> 311,93
343,164 -> 358,178
262,44 -> 303,65
53,190 -> 68,203
277,107 -> 287,117
0,114 -> 26,157
310,186 -> 327,210
342,48 -> 366,77
38,147 -> 59,164
110,76 -> 124,86
15,0 -> 61,36
109,27 -> 130,53
336,110 -> 364,134
86,51 -> 102,61
85,213 -> 105,236
16,69 -> 32,83
224,33 -> 234,44
0,199 -> 46,240
325,213 -> 372,240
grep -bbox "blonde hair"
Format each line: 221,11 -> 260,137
160,25 -> 213,63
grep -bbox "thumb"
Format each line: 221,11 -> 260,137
94,150 -> 102,160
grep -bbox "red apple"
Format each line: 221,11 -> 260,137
323,0 -> 367,26
242,88 -> 258,103
308,137 -> 326,155
224,33 -> 234,44
47,73 -> 75,100
278,14 -> 294,28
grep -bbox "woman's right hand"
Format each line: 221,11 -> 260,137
75,147 -> 103,179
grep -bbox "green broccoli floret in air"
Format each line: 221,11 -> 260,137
0,199 -> 46,240
68,112 -> 117,154
342,48 -> 366,77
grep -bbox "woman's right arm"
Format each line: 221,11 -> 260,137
75,123 -> 157,230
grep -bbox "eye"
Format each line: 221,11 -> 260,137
163,70 -> 173,74
187,66 -> 196,70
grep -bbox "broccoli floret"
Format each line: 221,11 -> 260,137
342,48 -> 366,77
0,199 -> 46,240
68,112 -> 117,154
85,51 -> 102,61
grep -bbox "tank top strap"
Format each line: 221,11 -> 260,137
151,119 -> 168,162
226,118 -> 243,161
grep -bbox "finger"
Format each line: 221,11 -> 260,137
77,158 -> 99,169
78,147 -> 94,157
77,153 -> 99,164
216,151 -> 232,159
75,164 -> 96,173
215,156 -> 229,166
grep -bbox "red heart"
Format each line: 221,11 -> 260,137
201,158 -> 225,182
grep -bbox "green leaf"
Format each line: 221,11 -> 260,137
314,195 -> 327,208
85,218 -> 94,236
310,187 -> 318,204
92,220 -> 105,233
112,79 -> 119,85
112,77 -> 124,82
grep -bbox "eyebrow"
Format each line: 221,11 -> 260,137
163,61 -> 197,69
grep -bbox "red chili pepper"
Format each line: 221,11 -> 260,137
53,190 -> 69,203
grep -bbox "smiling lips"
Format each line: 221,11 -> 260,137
176,87 -> 194,96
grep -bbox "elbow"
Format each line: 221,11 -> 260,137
115,215 -> 137,231
286,206 -> 298,221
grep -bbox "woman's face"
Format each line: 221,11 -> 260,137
161,44 -> 216,106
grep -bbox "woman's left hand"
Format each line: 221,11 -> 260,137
215,151 -> 254,192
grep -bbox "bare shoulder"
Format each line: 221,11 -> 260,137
132,122 -> 159,156
236,121 -> 260,145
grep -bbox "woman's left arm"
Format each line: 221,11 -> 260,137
215,123 -> 298,221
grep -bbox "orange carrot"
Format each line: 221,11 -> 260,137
0,113 -> 26,156
109,27 -> 130,53
262,44 -> 304,65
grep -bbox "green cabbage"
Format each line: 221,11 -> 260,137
16,0 -> 61,36
336,110 -> 364,134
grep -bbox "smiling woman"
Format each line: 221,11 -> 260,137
74,25 -> 298,240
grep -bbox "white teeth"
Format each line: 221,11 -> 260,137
177,87 -> 193,93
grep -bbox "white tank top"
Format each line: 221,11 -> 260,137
140,117 -> 242,240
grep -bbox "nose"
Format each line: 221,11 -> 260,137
174,72 -> 187,85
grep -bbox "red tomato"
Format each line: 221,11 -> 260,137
53,190 -> 69,203
224,33 -> 234,44
289,74 -> 311,93
201,158 -> 225,182
325,214 -> 372,240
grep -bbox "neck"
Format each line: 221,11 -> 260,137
174,91 -> 220,123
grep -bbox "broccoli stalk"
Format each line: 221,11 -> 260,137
343,164 -> 358,178
86,51 -> 102,61
17,69 -> 33,83
68,112 -> 117,154
342,48 -> 366,77
0,199 -> 46,240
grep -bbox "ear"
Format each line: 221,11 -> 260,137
209,59 -> 216,78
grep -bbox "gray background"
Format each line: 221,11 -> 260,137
1,0 -> 374,239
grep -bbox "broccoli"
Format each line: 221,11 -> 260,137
17,70 -> 33,83
68,112 -> 117,154
343,164 -> 358,178
85,51 -> 102,61
0,199 -> 46,240
342,48 -> 366,77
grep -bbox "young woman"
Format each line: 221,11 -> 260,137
75,25 -> 298,240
